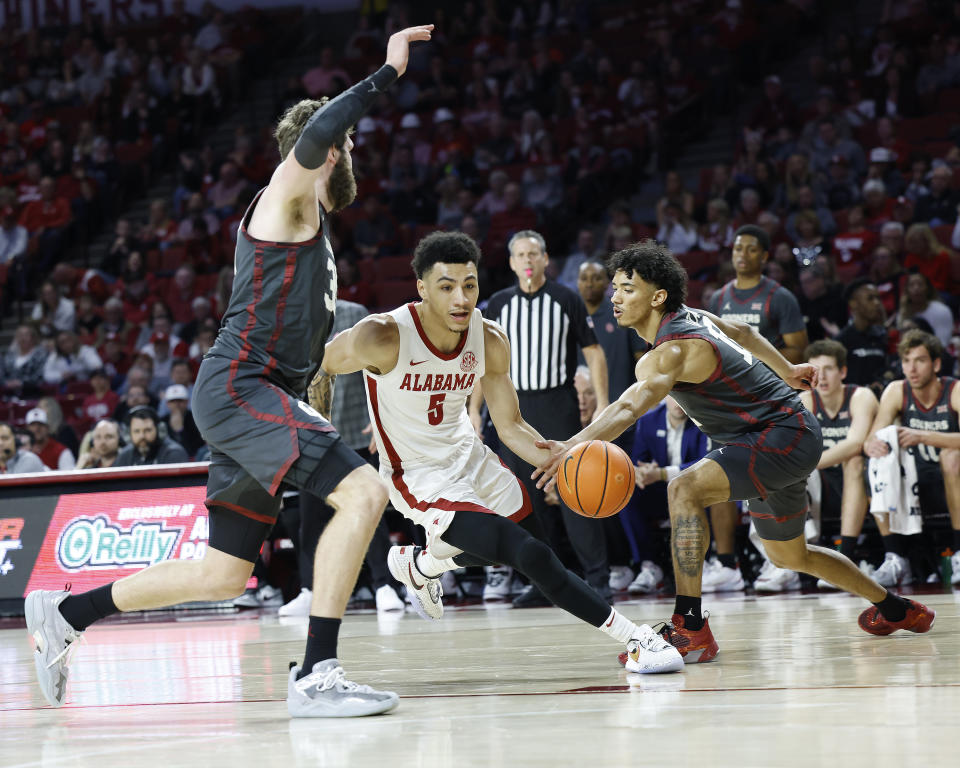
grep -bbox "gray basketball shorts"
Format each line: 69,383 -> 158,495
193,356 -> 365,561
707,413 -> 822,542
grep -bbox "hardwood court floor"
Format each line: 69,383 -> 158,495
1,590 -> 957,768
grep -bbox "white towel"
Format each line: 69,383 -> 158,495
868,425 -> 922,535
804,469 -> 822,542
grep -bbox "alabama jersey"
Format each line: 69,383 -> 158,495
363,303 -> 529,545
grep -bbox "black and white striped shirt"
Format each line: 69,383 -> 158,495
484,281 -> 598,392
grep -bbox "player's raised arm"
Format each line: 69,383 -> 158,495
703,310 -> 818,391
321,314 -> 400,376
480,321 -> 552,466
268,25 -> 433,200
532,341 -> 687,487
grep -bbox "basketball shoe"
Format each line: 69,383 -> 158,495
608,565 -> 635,592
627,561 -> 664,594
951,552 -> 960,585
483,565 -> 513,600
753,560 -> 801,592
375,584 -> 404,613
873,552 -> 914,587
701,558 -> 745,592
858,599 -> 935,635
623,625 -> 684,674
279,588 -> 313,617
617,613 -> 719,667
286,660 -> 398,717
387,545 -> 443,620
25,589 -> 84,707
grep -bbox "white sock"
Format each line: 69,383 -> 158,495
415,548 -> 457,579
599,609 -> 641,644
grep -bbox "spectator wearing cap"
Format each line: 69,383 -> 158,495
75,418 -> 123,469
82,368 -> 120,424
862,179 -> 894,229
0,422 -> 45,474
161,384 -> 204,459
26,407 -> 75,470
1,324 -> 48,396
114,405 -> 189,466
431,107 -> 470,166
395,113 -> 432,167
43,330 -> 103,386
808,118 -> 865,178
866,146 -> 905,197
836,278 -> 892,393
915,165 -> 959,225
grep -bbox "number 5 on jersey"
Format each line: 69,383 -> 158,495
427,393 -> 445,425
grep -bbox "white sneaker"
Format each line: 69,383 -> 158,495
816,578 -> 839,590
754,563 -> 801,592
624,624 -> 684,674
609,565 -> 635,592
387,545 -> 443,620
859,559 -> 876,578
258,584 -> 284,607
279,588 -> 313,617
287,659 -> 398,718
482,565 -> 513,601
951,551 -> 960,585
25,590 -> 84,707
375,584 -> 404,613
701,558 -> 745,592
627,561 -> 664,594
874,552 -> 913,587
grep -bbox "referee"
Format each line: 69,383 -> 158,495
470,230 -> 612,604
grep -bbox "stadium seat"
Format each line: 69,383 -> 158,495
373,279 -> 418,310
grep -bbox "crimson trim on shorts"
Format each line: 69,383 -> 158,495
206,499 -> 278,524
365,377 -> 529,522
407,303 -> 468,361
748,503 -> 809,524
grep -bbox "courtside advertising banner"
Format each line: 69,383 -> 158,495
1,485 -> 209,599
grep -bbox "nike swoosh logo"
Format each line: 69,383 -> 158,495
410,360 -> 429,366
408,563 -> 424,590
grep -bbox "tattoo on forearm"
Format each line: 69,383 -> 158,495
672,515 -> 707,577
308,372 -> 336,420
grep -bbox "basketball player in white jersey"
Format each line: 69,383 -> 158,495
320,232 -> 682,674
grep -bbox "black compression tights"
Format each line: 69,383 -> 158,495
442,512 -> 610,627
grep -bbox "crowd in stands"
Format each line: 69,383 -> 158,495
1,1 -> 959,597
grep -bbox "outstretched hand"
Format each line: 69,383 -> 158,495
531,439 -> 571,491
385,25 -> 434,77
785,363 -> 819,391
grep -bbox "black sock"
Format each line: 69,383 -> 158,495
674,595 -> 704,630
58,584 -> 118,632
298,616 -> 341,679
873,590 -> 909,623
882,534 -> 906,557
953,530 -> 960,552
839,536 -> 857,560
717,553 -> 736,570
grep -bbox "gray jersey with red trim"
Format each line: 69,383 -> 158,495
207,189 -> 337,393
707,276 -> 804,349
654,306 -> 806,444
902,376 -> 958,469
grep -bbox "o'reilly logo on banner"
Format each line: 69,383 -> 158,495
57,516 -> 183,570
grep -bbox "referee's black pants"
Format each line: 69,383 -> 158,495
497,386 -> 610,589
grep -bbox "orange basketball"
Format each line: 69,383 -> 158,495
556,440 -> 635,518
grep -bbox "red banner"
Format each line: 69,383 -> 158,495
25,486 -> 209,594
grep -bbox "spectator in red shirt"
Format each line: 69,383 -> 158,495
832,204 -> 878,276
164,265 -> 201,326
16,161 -> 43,204
904,223 -> 952,292
82,368 -> 119,425
26,407 -> 75,471
19,176 -> 72,281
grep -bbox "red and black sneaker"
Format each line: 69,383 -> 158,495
618,613 -> 719,666
858,599 -> 936,636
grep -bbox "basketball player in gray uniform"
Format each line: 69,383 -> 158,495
864,330 -> 960,586
25,25 -> 434,716
534,240 -> 934,665
704,224 -> 810,591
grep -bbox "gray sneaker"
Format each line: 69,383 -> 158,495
286,660 -> 399,717
25,590 -> 84,707
387,545 -> 443,620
